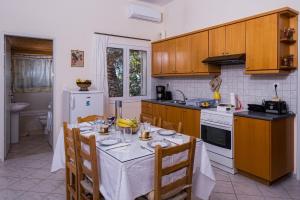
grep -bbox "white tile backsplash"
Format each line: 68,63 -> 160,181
153,65 -> 298,112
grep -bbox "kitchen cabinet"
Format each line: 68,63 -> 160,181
209,26 -> 226,57
161,39 -> 176,74
226,22 -> 246,55
209,22 -> 245,57
234,116 -> 294,183
182,109 -> 201,138
246,12 -> 298,74
152,103 -> 166,121
141,102 -> 153,117
141,101 -> 201,138
175,36 -> 192,73
152,43 -> 162,75
152,7 -> 297,76
246,14 -> 278,72
191,31 -> 220,74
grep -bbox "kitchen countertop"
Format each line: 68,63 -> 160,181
234,111 -> 295,121
142,99 -> 206,111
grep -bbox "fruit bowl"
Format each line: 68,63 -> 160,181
76,79 -> 91,91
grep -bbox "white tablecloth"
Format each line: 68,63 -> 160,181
51,127 -> 215,200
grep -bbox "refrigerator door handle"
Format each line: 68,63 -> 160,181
71,96 -> 76,110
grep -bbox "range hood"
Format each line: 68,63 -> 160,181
202,54 -> 246,65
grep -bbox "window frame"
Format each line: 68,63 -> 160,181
107,43 -> 151,103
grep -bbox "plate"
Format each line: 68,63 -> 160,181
147,140 -> 171,148
98,137 -> 121,146
158,129 -> 176,136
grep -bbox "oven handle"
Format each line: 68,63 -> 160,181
200,121 -> 232,131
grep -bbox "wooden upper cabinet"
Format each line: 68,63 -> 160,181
209,26 -> 226,56
246,14 -> 278,71
161,40 -> 176,74
191,31 -> 220,73
225,22 -> 246,55
175,36 -> 192,73
152,42 -> 162,75
209,23 -> 245,57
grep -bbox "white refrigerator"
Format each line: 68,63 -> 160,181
63,90 -> 104,123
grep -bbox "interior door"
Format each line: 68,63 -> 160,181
4,37 -> 11,158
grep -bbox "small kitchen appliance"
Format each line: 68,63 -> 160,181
165,84 -> 173,100
156,85 -> 166,100
264,100 -> 288,114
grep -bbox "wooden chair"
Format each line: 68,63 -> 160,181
161,120 -> 182,133
77,115 -> 104,123
150,137 -> 196,200
140,115 -> 157,126
63,122 -> 79,200
75,131 -> 101,200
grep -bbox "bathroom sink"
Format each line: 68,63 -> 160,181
10,102 -> 30,112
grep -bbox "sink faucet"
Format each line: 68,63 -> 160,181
176,90 -> 187,102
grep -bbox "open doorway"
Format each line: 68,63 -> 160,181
4,35 -> 54,160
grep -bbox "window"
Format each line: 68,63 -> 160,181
129,49 -> 147,97
106,44 -> 150,101
107,47 -> 124,97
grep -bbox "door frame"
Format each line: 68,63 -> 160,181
0,32 -> 56,162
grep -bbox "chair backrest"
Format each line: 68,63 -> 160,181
63,122 -> 78,200
154,137 -> 196,200
140,114 -> 157,126
161,120 -> 182,133
77,115 -> 104,123
75,131 -> 100,200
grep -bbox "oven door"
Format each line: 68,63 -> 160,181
201,121 -> 232,150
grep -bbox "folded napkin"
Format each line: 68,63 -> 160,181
78,122 -> 92,127
103,143 -> 130,151
164,137 -> 185,145
150,126 -> 162,132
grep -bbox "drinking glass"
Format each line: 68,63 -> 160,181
123,127 -> 133,143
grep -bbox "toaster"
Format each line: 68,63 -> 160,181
264,100 -> 288,114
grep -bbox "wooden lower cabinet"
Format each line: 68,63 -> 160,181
141,102 -> 201,138
182,109 -> 201,138
234,116 -> 294,183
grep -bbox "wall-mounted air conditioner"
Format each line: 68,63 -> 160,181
128,4 -> 162,23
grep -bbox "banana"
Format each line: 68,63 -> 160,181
117,122 -> 131,128
117,118 -> 134,127
116,118 -> 138,128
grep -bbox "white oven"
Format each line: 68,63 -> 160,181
200,109 -> 236,174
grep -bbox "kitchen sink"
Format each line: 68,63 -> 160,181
169,100 -> 186,105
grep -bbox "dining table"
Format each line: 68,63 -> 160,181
51,122 -> 216,200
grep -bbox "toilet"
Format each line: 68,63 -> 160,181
39,115 -> 47,128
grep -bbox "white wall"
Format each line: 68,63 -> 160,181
162,0 -> 300,178
14,92 -> 52,111
163,0 -> 300,37
0,0 -> 163,161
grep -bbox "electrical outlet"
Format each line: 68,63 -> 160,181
273,82 -> 280,89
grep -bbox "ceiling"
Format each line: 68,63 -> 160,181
138,0 -> 174,6
6,36 -> 53,55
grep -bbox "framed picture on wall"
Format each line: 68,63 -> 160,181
71,50 -> 84,67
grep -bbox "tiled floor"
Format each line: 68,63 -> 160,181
210,167 -> 300,200
1,134 -> 299,200
0,134 -> 65,200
